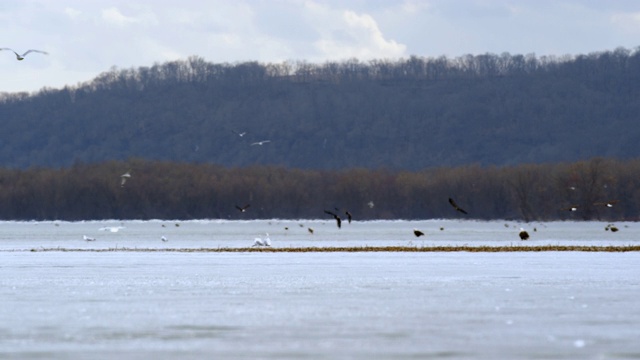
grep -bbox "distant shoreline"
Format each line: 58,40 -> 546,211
19,245 -> 640,253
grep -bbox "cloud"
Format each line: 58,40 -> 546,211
610,11 -> 640,34
306,5 -> 407,60
100,6 -> 157,27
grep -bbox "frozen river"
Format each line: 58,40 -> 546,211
1,220 -> 639,359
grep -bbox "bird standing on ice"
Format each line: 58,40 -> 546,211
519,228 -> 530,240
252,233 -> 271,247
83,235 -> 96,241
413,229 -> 425,237
1,48 -> 48,60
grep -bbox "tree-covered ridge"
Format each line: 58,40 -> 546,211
1,47 -> 640,169
0,157 -> 636,221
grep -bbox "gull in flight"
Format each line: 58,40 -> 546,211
251,140 -> 271,146
120,171 -> 131,187
1,48 -> 48,60
252,233 -> 271,247
232,130 -> 247,137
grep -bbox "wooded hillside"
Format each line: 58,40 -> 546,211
1,47 -> 639,169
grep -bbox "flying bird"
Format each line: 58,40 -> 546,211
235,204 -> 250,212
1,48 -> 48,60
345,210 -> 353,224
413,229 -> 425,237
519,228 -> 530,240
324,210 -> 342,229
448,197 -> 468,215
120,171 -> 131,187
251,140 -> 271,146
367,201 -> 375,208
232,130 -> 247,137
561,205 -> 578,212
594,200 -> 619,208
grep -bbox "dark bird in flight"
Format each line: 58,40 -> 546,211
345,210 -> 353,223
235,204 -> 250,212
594,200 -> 619,208
324,210 -> 342,228
413,229 -> 425,237
519,228 -> 530,240
448,197 -> 468,215
561,205 -> 578,212
1,48 -> 48,60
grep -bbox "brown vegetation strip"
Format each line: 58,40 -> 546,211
23,245 -> 640,253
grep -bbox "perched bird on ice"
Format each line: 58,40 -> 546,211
161,236 -> 168,242
83,235 -> 96,241
1,48 -> 48,60
252,233 -> 271,247
413,229 -> 425,237
518,228 -> 530,240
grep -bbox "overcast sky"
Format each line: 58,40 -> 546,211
2,0 -> 640,93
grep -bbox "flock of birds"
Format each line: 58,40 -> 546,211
8,46 -> 618,246
105,169 -> 622,246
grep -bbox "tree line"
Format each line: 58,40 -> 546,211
1,47 -> 640,170
0,157 -> 636,221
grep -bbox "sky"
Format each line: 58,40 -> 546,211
1,0 -> 640,93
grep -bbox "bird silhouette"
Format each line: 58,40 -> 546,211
561,205 -> 578,212
448,197 -> 468,215
345,210 -> 353,223
519,228 -> 530,240
1,48 -> 48,60
593,200 -> 619,208
324,210 -> 342,228
235,204 -> 250,212
413,229 -> 425,237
